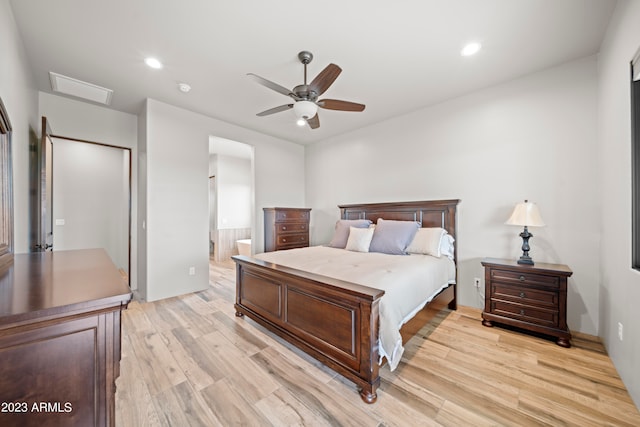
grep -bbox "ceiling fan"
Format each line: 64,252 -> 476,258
248,51 -> 365,129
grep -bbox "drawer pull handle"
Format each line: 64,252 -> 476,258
520,309 -> 525,315
519,275 -> 526,282
282,226 -> 287,230
519,292 -> 526,298
282,239 -> 287,242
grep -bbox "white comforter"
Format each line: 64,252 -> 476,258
254,246 -> 455,371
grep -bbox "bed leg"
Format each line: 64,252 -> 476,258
359,386 -> 377,404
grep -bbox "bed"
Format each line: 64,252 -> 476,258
232,199 -> 459,403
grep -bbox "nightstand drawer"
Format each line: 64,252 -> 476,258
491,269 -> 559,289
492,301 -> 558,327
277,223 -> 309,233
492,283 -> 558,308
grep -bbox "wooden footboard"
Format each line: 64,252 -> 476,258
233,255 -> 385,403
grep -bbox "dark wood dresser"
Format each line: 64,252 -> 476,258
263,207 -> 311,252
481,257 -> 573,347
0,249 -> 132,427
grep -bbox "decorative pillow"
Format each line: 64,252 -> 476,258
328,219 -> 372,248
440,233 -> 455,259
345,226 -> 375,252
369,218 -> 420,255
407,227 -> 447,257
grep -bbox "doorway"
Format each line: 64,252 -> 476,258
208,136 -> 254,264
30,118 -> 132,282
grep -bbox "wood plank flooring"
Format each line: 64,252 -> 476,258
115,260 -> 640,426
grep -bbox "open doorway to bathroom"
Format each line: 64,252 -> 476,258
208,136 -> 254,268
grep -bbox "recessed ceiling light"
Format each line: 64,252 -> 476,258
145,57 -> 163,69
461,42 -> 481,57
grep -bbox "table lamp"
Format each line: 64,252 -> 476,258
505,200 -> 545,265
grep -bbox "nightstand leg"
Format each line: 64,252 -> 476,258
556,337 -> 571,348
482,319 -> 493,327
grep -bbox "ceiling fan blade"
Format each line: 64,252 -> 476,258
318,99 -> 365,112
309,64 -> 342,96
247,73 -> 294,97
256,104 -> 293,116
307,114 -> 320,129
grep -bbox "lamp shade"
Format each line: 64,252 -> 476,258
505,200 -> 545,227
293,100 -> 317,119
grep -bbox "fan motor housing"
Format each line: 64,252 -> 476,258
293,85 -> 317,101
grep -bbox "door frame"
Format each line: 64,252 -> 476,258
50,133 -> 132,284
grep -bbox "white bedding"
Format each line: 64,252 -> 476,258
254,246 -> 455,371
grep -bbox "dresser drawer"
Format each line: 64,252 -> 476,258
492,283 -> 558,308
277,223 -> 309,233
276,210 -> 310,222
491,301 -> 558,327
491,268 -> 559,289
277,233 -> 309,247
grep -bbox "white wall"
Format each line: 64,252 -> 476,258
39,92 -> 139,288
1,0 -> 38,254
306,56 -> 600,336
139,99 -> 304,301
597,0 -> 640,407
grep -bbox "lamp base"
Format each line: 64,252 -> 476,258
518,226 -> 535,265
517,256 -> 534,265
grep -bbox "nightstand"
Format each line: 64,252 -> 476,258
481,258 -> 573,347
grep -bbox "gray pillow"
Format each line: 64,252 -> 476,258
328,219 -> 372,248
369,218 -> 420,255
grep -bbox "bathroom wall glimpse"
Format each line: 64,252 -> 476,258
209,137 -> 254,263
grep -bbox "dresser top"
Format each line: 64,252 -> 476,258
0,248 -> 132,327
481,257 -> 572,276
263,207 -> 311,211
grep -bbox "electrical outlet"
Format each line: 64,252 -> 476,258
618,322 -> 624,341
474,277 -> 481,288
188,266 -> 195,276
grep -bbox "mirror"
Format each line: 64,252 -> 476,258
0,96 -> 13,271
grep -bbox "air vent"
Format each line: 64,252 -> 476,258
49,72 -> 113,105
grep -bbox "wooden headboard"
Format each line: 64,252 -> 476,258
338,199 -> 460,239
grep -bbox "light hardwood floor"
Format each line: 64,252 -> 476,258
115,260 -> 640,426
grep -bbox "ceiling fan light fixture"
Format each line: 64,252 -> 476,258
296,118 -> 306,127
293,100 -> 317,119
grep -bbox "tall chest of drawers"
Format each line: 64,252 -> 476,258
263,207 -> 311,252
481,258 -> 573,347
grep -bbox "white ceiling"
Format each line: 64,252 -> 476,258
10,0 -> 616,145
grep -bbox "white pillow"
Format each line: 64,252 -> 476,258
345,226 -> 375,252
406,227 -> 446,257
440,233 -> 455,259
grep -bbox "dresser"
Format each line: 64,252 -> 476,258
263,207 -> 311,252
0,249 -> 132,427
481,258 -> 573,347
